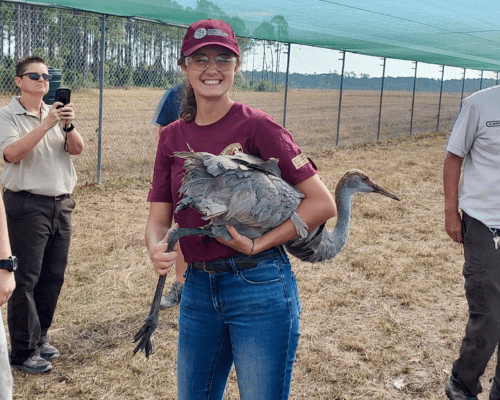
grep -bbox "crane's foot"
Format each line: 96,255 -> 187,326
132,314 -> 159,358
167,225 -> 216,250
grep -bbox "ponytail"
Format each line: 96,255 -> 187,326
178,56 -> 197,122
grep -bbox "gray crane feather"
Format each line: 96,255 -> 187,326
175,151 -> 310,239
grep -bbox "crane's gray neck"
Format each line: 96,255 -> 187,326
334,188 -> 353,235
328,187 -> 353,254
295,187 -> 354,262
282,186 -> 356,263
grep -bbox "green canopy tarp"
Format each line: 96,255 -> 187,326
12,0 -> 500,71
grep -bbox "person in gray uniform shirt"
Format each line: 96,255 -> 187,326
443,84 -> 500,400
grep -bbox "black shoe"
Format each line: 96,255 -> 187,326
39,343 -> 60,361
15,355 -> 52,374
490,379 -> 500,400
445,376 -> 478,400
160,281 -> 184,309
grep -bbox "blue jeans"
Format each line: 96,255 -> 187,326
177,247 -> 301,400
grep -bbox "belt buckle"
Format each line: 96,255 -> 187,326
202,262 -> 214,274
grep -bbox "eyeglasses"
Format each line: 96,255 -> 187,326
19,72 -> 51,82
185,56 -> 237,72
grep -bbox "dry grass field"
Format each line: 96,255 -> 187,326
3,130 -> 496,399
0,87 -> 466,185
0,87 -> 492,399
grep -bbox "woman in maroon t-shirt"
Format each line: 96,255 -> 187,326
145,19 -> 336,400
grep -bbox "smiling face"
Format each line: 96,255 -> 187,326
182,45 -> 239,102
14,62 -> 50,98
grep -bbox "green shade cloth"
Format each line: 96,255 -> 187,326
12,0 -> 500,71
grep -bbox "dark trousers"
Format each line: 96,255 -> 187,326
3,191 -> 75,364
451,213 -> 500,399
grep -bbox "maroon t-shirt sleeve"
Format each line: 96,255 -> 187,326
251,114 -> 318,185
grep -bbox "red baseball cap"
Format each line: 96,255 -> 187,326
181,19 -> 240,57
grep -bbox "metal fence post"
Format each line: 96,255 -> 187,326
479,70 -> 483,90
336,50 -> 345,146
97,14 -> 106,184
409,61 -> 417,136
283,42 -> 291,128
377,57 -> 386,141
437,65 -> 444,131
460,68 -> 466,111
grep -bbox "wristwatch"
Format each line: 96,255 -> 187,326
0,256 -> 18,272
63,123 -> 75,133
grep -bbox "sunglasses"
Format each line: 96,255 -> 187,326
19,72 -> 51,82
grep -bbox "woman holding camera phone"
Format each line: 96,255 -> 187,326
146,19 -> 336,399
0,56 -> 84,374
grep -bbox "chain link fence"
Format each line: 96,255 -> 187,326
1,1 -> 498,185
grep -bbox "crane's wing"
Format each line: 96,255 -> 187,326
174,151 -> 308,238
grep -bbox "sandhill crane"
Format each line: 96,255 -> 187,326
134,151 -> 399,357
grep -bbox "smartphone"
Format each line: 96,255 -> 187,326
55,87 -> 71,109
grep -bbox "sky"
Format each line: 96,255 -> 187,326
242,43 -> 500,81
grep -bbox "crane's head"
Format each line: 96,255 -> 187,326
335,169 -> 400,201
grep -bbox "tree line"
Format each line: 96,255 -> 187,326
0,0 -> 289,93
241,71 -> 499,93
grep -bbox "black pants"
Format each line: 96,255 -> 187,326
451,213 -> 500,399
3,191 -> 75,364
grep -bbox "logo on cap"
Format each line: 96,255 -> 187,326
193,27 -> 229,40
194,28 -> 207,39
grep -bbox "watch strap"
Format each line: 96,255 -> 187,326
0,256 -> 17,272
63,123 -> 75,133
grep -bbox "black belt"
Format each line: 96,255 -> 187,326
4,189 -> 70,200
191,247 -> 282,273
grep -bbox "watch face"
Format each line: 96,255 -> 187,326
10,256 -> 18,271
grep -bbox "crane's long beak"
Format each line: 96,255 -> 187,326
371,183 -> 400,201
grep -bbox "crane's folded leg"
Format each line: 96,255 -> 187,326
132,226 -> 214,358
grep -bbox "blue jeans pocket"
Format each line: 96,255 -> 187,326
239,261 -> 282,284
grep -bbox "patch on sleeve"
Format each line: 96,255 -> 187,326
291,153 -> 309,169
486,120 -> 500,127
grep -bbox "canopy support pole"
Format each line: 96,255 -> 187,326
283,43 -> 291,128
410,61 -> 417,136
437,65 -> 445,132
97,14 -> 106,184
460,68 -> 466,111
336,50 -> 345,146
377,57 -> 386,141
